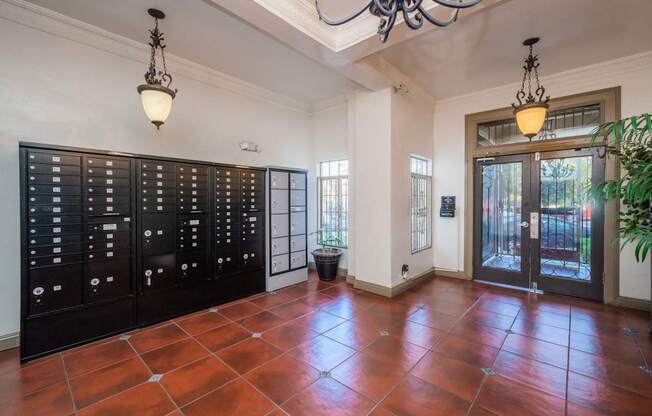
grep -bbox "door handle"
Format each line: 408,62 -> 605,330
520,221 -> 529,228
530,212 -> 539,239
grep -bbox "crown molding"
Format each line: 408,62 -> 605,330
434,50 -> 652,108
0,0 -> 312,113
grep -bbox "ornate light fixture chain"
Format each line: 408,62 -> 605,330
315,0 -> 481,43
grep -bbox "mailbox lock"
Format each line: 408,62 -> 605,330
33,287 -> 44,296
145,269 -> 153,277
218,258 -> 223,264
181,263 -> 188,270
90,278 -> 100,286
144,230 -> 152,237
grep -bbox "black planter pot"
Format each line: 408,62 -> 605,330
311,248 -> 342,281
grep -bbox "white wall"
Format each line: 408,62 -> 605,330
351,90 -> 393,287
390,93 -> 434,287
433,51 -> 652,301
308,103 -> 350,269
0,15 -> 313,338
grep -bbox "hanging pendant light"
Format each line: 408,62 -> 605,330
512,37 -> 549,140
137,8 -> 177,129
315,0 -> 481,43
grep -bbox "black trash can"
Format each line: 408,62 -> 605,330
311,248 -> 342,281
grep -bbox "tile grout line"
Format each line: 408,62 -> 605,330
59,353 -> 80,416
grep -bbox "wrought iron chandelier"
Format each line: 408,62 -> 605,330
137,8 -> 177,129
315,0 -> 481,43
512,37 -> 550,140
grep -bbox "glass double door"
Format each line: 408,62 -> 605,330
473,149 -> 604,301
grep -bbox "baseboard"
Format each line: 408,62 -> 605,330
0,332 -> 19,351
434,268 -> 470,280
390,268 -> 435,297
610,295 -> 651,312
307,261 -> 348,278
346,274 -> 355,284
351,268 -> 435,298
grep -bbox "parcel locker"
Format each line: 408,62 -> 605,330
290,235 -> 306,252
142,254 -> 176,290
28,264 -> 83,315
215,248 -> 237,276
290,211 -> 306,235
270,171 -> 288,189
290,251 -> 307,270
290,173 -> 306,190
266,168 -> 307,287
271,190 -> 289,214
142,214 -> 175,255
85,259 -> 131,303
271,237 -> 289,256
176,251 -> 207,281
270,214 -> 289,238
290,190 -> 306,207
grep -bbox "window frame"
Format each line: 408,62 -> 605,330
410,155 -> 432,254
317,159 -> 348,249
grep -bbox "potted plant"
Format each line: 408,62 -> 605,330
591,112 -> 652,330
310,229 -> 343,281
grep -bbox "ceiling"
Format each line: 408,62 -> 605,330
379,0 -> 652,99
25,0 -> 359,103
24,0 -> 652,104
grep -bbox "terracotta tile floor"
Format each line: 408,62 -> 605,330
1,271 -> 651,415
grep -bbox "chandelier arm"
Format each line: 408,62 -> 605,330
373,0 -> 399,17
403,8 -> 424,30
403,0 -> 424,13
314,0 -> 374,26
417,5 -> 459,27
378,12 -> 398,42
430,0 -> 482,9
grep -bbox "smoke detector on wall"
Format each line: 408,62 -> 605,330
239,141 -> 261,153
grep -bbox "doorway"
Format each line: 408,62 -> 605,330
473,148 -> 604,301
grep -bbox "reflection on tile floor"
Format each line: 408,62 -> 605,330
1,270 -> 651,415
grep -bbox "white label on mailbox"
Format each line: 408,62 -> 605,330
52,166 -> 60,173
107,233 -> 114,239
53,197 -> 60,202
53,227 -> 61,233
157,189 -> 163,195
106,179 -> 113,185
157,268 -> 163,274
53,285 -> 61,291
157,230 -> 163,235
107,276 -> 114,282
157,198 -> 162,203
157,173 -> 162,178
107,170 -> 113,176
189,220 -> 200,225
107,206 -> 113,212
107,197 -> 113,203
103,224 -> 117,231
53,257 -> 61,264
53,247 -> 61,254
106,161 -> 113,166
53,207 -> 61,213
107,188 -> 113,194
52,177 -> 60,183
53,237 -> 61,243
52,156 -> 61,162
250,217 -> 257,222
53,217 -> 61,223
53,187 -> 61,193
107,251 -> 114,257
157,206 -> 163,211
157,181 -> 163,186
107,242 -> 113,248
157,165 -> 163,170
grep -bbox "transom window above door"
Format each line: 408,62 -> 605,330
477,104 -> 601,147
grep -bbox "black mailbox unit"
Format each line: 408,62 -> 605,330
19,143 -> 266,361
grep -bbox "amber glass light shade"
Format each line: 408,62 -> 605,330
514,103 -> 549,139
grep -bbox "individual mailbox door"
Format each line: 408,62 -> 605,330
290,173 -> 306,190
215,248 -> 237,276
290,251 -> 307,270
271,237 -> 289,256
28,264 -> 82,315
271,254 -> 289,274
142,254 -> 176,291
142,214 -> 175,255
270,214 -> 289,238
290,212 -> 306,236
290,235 -> 306,253
177,252 -> 207,282
240,244 -> 263,271
85,258 -> 131,303
271,190 -> 289,214
270,171 -> 288,189
290,190 -> 306,207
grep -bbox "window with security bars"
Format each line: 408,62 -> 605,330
318,160 -> 348,248
477,103 -> 601,147
411,156 -> 432,253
